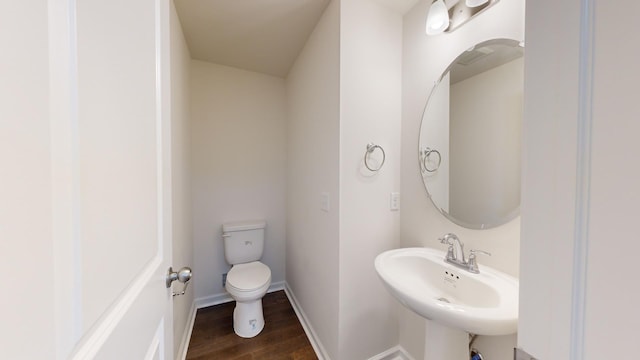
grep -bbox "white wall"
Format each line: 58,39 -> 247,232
190,60 -> 287,302
285,1 -> 403,358
170,1 -> 194,358
0,1 -> 54,358
519,1 -> 640,359
517,1 -> 580,358
450,57 -> 523,226
400,1 -> 524,359
584,3 -> 640,357
338,0 -> 402,358
285,1 -> 341,358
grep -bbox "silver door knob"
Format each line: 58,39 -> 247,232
166,266 -> 192,297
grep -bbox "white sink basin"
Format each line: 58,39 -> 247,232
374,247 -> 518,335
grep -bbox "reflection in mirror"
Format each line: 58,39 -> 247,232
419,39 -> 523,229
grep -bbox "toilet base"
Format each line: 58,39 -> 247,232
232,298 -> 265,338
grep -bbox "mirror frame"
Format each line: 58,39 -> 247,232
419,38 -> 523,230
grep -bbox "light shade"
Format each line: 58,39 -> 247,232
425,0 -> 449,35
466,0 -> 489,7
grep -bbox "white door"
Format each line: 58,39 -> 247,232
49,0 -> 175,358
2,1 -> 177,358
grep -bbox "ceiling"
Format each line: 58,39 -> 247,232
174,0 -> 421,78
374,0 -> 421,14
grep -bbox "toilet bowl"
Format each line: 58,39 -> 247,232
222,220 -> 271,338
225,261 -> 271,337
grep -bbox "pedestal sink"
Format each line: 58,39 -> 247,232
374,247 -> 518,336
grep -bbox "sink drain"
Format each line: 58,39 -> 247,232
437,297 -> 450,303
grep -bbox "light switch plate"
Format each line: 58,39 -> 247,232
514,348 -> 536,360
390,192 -> 400,211
321,192 -> 330,212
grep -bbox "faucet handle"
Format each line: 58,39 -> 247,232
469,249 -> 491,257
438,236 -> 454,259
467,249 -> 491,273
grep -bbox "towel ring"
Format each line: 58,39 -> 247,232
364,143 -> 385,172
422,147 -> 441,173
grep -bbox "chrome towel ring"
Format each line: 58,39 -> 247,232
421,147 -> 442,173
364,143 -> 386,172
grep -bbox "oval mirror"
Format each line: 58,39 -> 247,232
419,38 -> 524,229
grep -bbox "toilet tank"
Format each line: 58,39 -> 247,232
222,220 -> 266,265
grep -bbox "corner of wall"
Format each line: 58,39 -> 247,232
284,1 -> 341,358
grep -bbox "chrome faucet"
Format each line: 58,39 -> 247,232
439,233 -> 466,264
438,233 -> 491,274
467,249 -> 491,273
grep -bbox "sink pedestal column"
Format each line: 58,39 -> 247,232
423,320 -> 468,360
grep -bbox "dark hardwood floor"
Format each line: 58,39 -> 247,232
186,290 -> 318,360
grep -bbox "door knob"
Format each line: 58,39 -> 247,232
166,266 -> 192,297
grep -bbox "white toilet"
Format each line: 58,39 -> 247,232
222,220 -> 272,338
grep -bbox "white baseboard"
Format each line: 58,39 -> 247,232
368,345 -> 416,360
194,291 -> 233,309
284,283 -> 331,360
194,281 -> 285,309
177,301 -> 197,360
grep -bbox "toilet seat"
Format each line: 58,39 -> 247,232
226,261 -> 271,294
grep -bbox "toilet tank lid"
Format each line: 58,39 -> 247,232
222,220 -> 266,232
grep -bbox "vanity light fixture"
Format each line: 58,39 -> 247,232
465,0 -> 489,7
425,0 -> 450,35
426,0 -> 500,36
